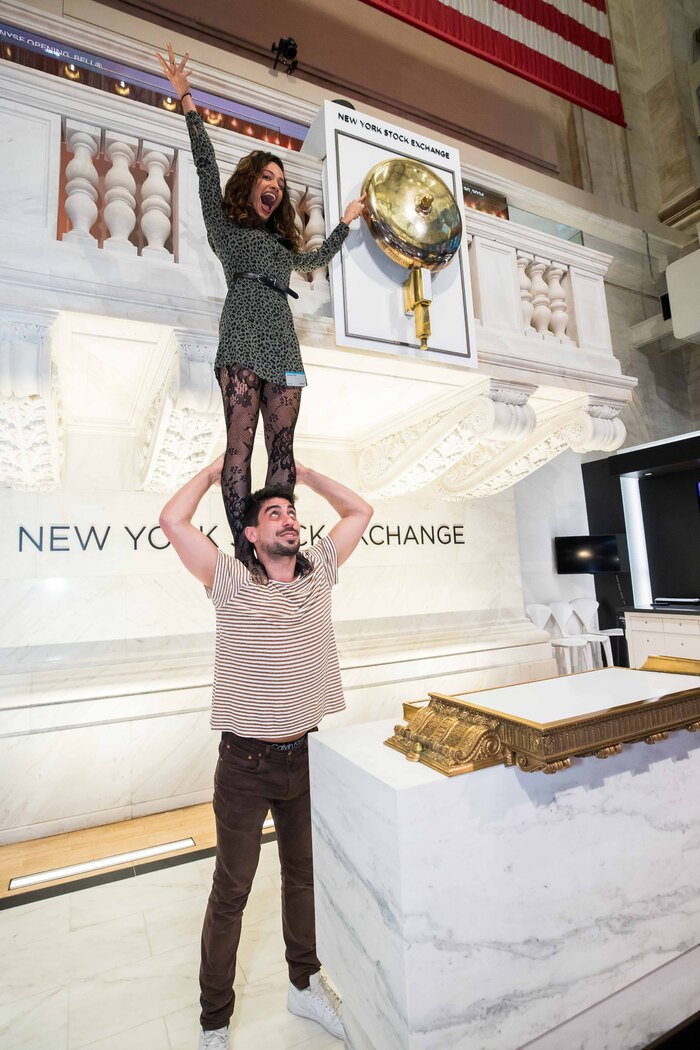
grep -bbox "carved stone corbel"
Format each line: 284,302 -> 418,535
439,396 -> 626,501
564,400 -> 626,453
140,331 -> 222,492
358,381 -> 536,499
0,311 -> 63,490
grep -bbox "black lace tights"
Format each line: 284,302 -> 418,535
217,364 -> 301,555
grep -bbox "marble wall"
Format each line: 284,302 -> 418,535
513,449 -> 595,608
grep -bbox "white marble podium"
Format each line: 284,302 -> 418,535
309,670 -> 700,1050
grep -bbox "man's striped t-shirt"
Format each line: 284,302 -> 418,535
206,535 -> 345,739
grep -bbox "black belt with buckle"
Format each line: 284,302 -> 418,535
234,272 -> 299,300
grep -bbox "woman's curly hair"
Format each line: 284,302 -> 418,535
223,151 -> 301,250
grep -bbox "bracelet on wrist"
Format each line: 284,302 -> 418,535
180,91 -> 192,101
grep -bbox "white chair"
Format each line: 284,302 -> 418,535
570,597 -> 622,667
550,600 -> 610,669
548,601 -> 596,670
525,603 -> 588,675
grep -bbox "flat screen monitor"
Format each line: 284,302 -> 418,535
555,535 -> 620,575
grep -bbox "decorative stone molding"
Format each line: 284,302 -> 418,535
140,331 -> 221,493
440,398 -> 625,501
0,311 -> 63,490
359,382 -> 536,499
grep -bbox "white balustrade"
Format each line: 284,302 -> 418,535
63,120 -> 100,245
463,209 -> 616,359
140,142 -> 175,257
103,132 -> 138,253
61,125 -> 175,259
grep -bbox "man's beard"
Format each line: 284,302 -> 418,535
259,537 -> 301,559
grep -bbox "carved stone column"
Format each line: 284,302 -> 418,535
0,311 -> 63,490
63,120 -> 100,245
140,143 -> 175,258
140,331 -> 221,491
103,132 -> 138,254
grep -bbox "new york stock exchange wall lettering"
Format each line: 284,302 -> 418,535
16,520 -> 468,552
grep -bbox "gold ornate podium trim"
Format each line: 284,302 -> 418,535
385,660 -> 700,776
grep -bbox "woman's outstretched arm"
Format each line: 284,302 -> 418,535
292,194 -> 366,273
156,42 -> 228,251
156,42 -> 195,112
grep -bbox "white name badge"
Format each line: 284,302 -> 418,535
285,371 -> 307,388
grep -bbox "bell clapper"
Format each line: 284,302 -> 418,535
403,267 -> 433,350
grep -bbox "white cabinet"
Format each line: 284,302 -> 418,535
625,612 -> 700,667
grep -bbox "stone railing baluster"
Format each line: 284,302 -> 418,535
545,263 -> 569,339
63,120 -> 101,245
289,185 -> 306,246
516,251 -> 534,330
288,185 -> 308,298
303,189 -> 331,303
527,257 -> 552,335
103,132 -> 138,254
140,143 -> 175,257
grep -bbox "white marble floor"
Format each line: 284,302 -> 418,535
0,843 -> 341,1050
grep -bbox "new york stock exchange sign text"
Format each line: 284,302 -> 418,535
17,522 -> 467,553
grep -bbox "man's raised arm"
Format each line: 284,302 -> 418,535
296,463 -> 373,566
159,455 -> 224,588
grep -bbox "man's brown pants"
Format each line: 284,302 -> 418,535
199,732 -> 321,1031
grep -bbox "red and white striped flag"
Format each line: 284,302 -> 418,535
358,0 -> 624,126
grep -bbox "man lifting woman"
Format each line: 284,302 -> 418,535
157,44 -> 366,573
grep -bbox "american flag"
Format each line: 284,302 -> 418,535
357,0 -> 624,126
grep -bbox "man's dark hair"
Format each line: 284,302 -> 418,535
242,484 -> 296,529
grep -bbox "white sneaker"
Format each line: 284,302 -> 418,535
198,1026 -> 229,1049
288,971 -> 345,1040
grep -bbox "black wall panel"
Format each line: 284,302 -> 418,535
581,458 -> 632,634
639,468 -> 700,599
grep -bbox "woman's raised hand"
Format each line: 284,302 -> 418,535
342,193 -> 367,225
155,42 -> 191,100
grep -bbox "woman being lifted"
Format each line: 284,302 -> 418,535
157,44 -> 365,570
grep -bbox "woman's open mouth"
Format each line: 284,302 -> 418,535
260,191 -> 277,215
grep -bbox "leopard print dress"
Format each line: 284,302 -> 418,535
186,110 -> 349,385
